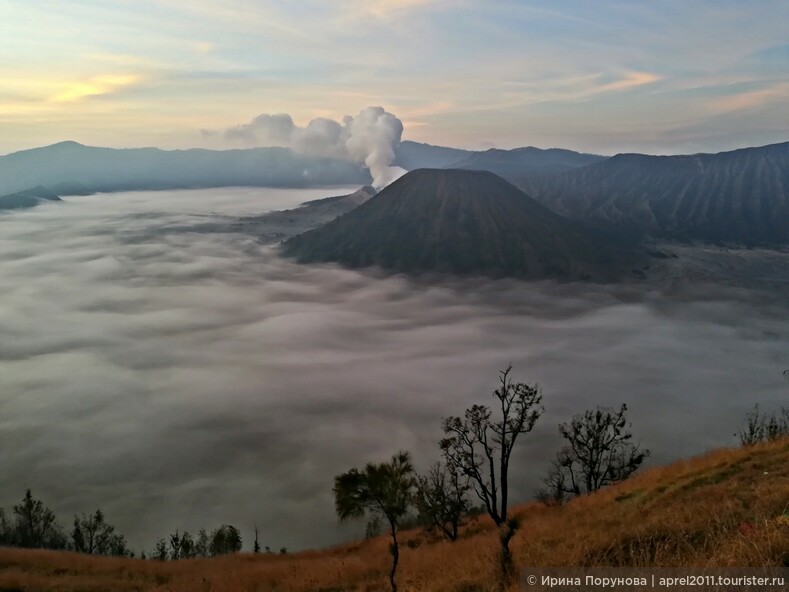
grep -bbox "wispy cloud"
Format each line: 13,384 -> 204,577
597,71 -> 662,93
50,74 -> 142,103
708,81 -> 789,114
339,0 -> 438,19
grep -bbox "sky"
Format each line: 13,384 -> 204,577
1,0 -> 788,155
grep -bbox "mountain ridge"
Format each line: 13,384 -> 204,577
0,142 -> 371,196
446,145 -> 606,178
517,141 -> 789,245
0,185 -> 61,211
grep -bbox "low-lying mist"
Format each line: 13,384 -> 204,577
0,188 -> 786,552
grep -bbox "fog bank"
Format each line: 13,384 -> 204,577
0,188 -> 786,552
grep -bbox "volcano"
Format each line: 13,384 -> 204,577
283,169 -> 645,280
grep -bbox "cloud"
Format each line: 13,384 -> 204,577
225,113 -> 297,144
595,71 -> 662,93
708,81 -> 789,114
341,0 -> 437,19
3,1 -> 789,154
50,74 -> 141,103
223,107 -> 406,188
0,187 -> 786,553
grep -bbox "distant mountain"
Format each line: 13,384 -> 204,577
519,142 -> 789,245
0,185 -> 61,211
394,141 -> 473,170
448,146 -> 606,179
0,141 -> 370,196
283,169 -> 645,280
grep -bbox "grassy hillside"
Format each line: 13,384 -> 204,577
0,438 -> 786,591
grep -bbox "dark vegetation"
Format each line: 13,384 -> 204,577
0,490 -> 68,551
414,461 -> 470,542
738,404 -> 789,446
440,365 -> 543,583
0,367 -> 789,591
71,510 -> 131,557
1,437 -> 785,591
539,404 -> 650,503
334,451 -> 416,592
0,493 -> 260,561
330,368 -> 789,590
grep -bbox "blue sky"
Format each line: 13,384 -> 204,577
1,0 -> 787,154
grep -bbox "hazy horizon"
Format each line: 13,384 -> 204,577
4,136 -> 789,160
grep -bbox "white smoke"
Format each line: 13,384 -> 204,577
224,106 -> 406,189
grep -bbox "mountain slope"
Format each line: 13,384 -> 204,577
0,185 -> 61,211
448,146 -> 606,179
300,185 -> 376,208
394,140 -> 472,170
198,186 -> 377,244
283,169 -> 644,280
0,438 -> 784,592
520,142 -> 789,245
0,141 -> 370,195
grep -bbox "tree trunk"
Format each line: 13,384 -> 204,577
498,522 -> 516,588
389,520 -> 399,592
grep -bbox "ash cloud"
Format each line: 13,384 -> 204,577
224,107 -> 407,188
0,188 -> 787,552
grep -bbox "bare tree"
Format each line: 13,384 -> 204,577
12,489 -> 62,549
440,365 -> 543,583
415,461 -> 470,542
544,404 -> 649,499
334,451 -> 415,592
72,509 -> 124,555
253,524 -> 261,554
195,528 -> 210,557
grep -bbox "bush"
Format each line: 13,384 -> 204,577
738,405 -> 789,446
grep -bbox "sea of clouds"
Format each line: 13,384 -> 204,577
0,187 -> 786,552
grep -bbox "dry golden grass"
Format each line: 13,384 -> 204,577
0,438 -> 787,592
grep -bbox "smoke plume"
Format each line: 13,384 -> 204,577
224,106 -> 406,188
